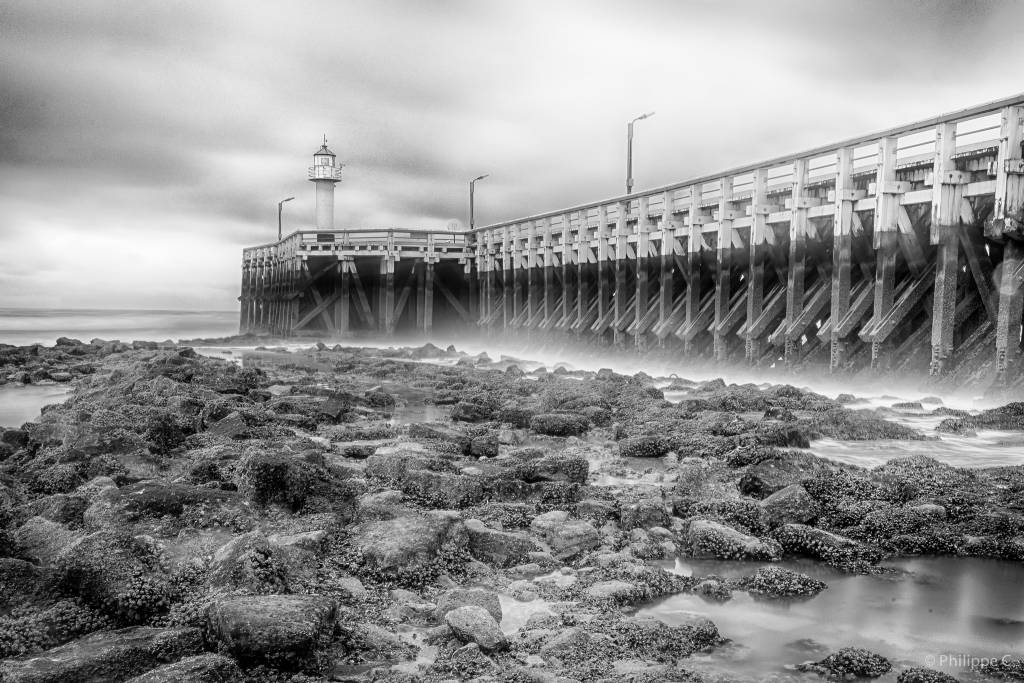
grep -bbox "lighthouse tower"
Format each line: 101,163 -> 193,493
309,137 -> 342,230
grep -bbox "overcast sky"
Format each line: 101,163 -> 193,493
2,0 -> 1023,310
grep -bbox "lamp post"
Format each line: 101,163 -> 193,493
277,196 -> 295,241
469,174 -> 489,230
626,111 -> 655,195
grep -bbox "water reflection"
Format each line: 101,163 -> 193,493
0,384 -> 71,427
639,556 -> 1024,681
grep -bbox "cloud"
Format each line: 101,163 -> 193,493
1,0 -> 1023,311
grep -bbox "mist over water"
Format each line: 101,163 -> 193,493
0,308 -> 238,346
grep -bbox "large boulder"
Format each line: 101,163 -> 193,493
234,452 -> 313,511
685,519 -> 781,561
618,435 -> 672,459
208,531 -> 289,593
529,413 -> 589,437
739,452 -> 829,498
586,580 -> 639,602
399,469 -> 484,508
55,530 -> 172,624
501,449 -> 590,485
619,499 -> 671,531
464,519 -> 539,567
352,511 -> 468,575
206,594 -> 337,669
444,605 -> 508,652
13,516 -> 80,565
0,626 -> 202,683
760,484 -> 820,527
356,490 -> 406,521
895,668 -> 961,683
797,647 -> 892,679
741,566 -> 827,598
123,654 -> 242,683
773,523 -> 881,566
530,511 -> 599,560
434,587 -> 502,623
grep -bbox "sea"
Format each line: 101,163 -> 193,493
0,307 -> 239,347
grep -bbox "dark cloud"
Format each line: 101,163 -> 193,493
1,0 -> 1023,309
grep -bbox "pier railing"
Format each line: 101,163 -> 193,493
242,228 -> 468,263
466,92 -> 1023,247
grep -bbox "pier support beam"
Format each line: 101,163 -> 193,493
929,122 -> 963,375
830,148 -> 855,372
714,178 -> 735,362
870,137 -> 900,371
785,159 -> 809,367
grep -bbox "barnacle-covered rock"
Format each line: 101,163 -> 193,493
0,626 -> 203,683
895,667 -> 960,683
123,654 -> 242,683
433,587 -> 502,623
206,594 -> 336,670
772,523 -> 881,568
761,484 -> 820,527
464,518 -> 539,567
685,519 -> 781,561
54,529 -> 173,625
351,510 -> 468,576
444,605 -> 508,652
797,646 -> 892,679
741,566 -> 827,598
529,413 -> 590,437
530,510 -> 600,560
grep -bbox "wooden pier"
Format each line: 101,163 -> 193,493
240,229 -> 474,338
241,94 -> 1024,386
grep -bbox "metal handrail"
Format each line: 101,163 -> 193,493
470,91 -> 1024,235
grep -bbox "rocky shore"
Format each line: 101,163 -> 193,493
1,338 -> 1023,682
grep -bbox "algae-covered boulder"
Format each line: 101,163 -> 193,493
0,626 -> 202,683
530,510 -> 599,559
739,451 -> 830,498
797,646 -> 892,678
206,594 -> 337,669
618,435 -> 672,459
352,510 -> 468,576
464,519 -> 539,567
619,499 -> 670,531
685,519 -> 781,561
444,605 -> 507,652
55,529 -> 173,625
761,484 -> 821,527
208,531 -> 290,593
741,566 -> 827,598
773,523 -> 881,567
399,469 -> 484,508
895,667 -> 960,683
434,587 -> 502,623
124,654 -> 242,683
529,413 -> 589,437
235,451 -> 314,511
13,516 -> 80,565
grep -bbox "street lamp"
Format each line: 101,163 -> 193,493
626,111 -> 655,195
469,174 -> 489,230
277,196 -> 295,241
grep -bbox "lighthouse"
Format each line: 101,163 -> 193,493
309,137 -> 342,230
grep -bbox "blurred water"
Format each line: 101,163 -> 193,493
639,556 -> 1024,682
0,307 -> 237,346
0,384 -> 70,427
